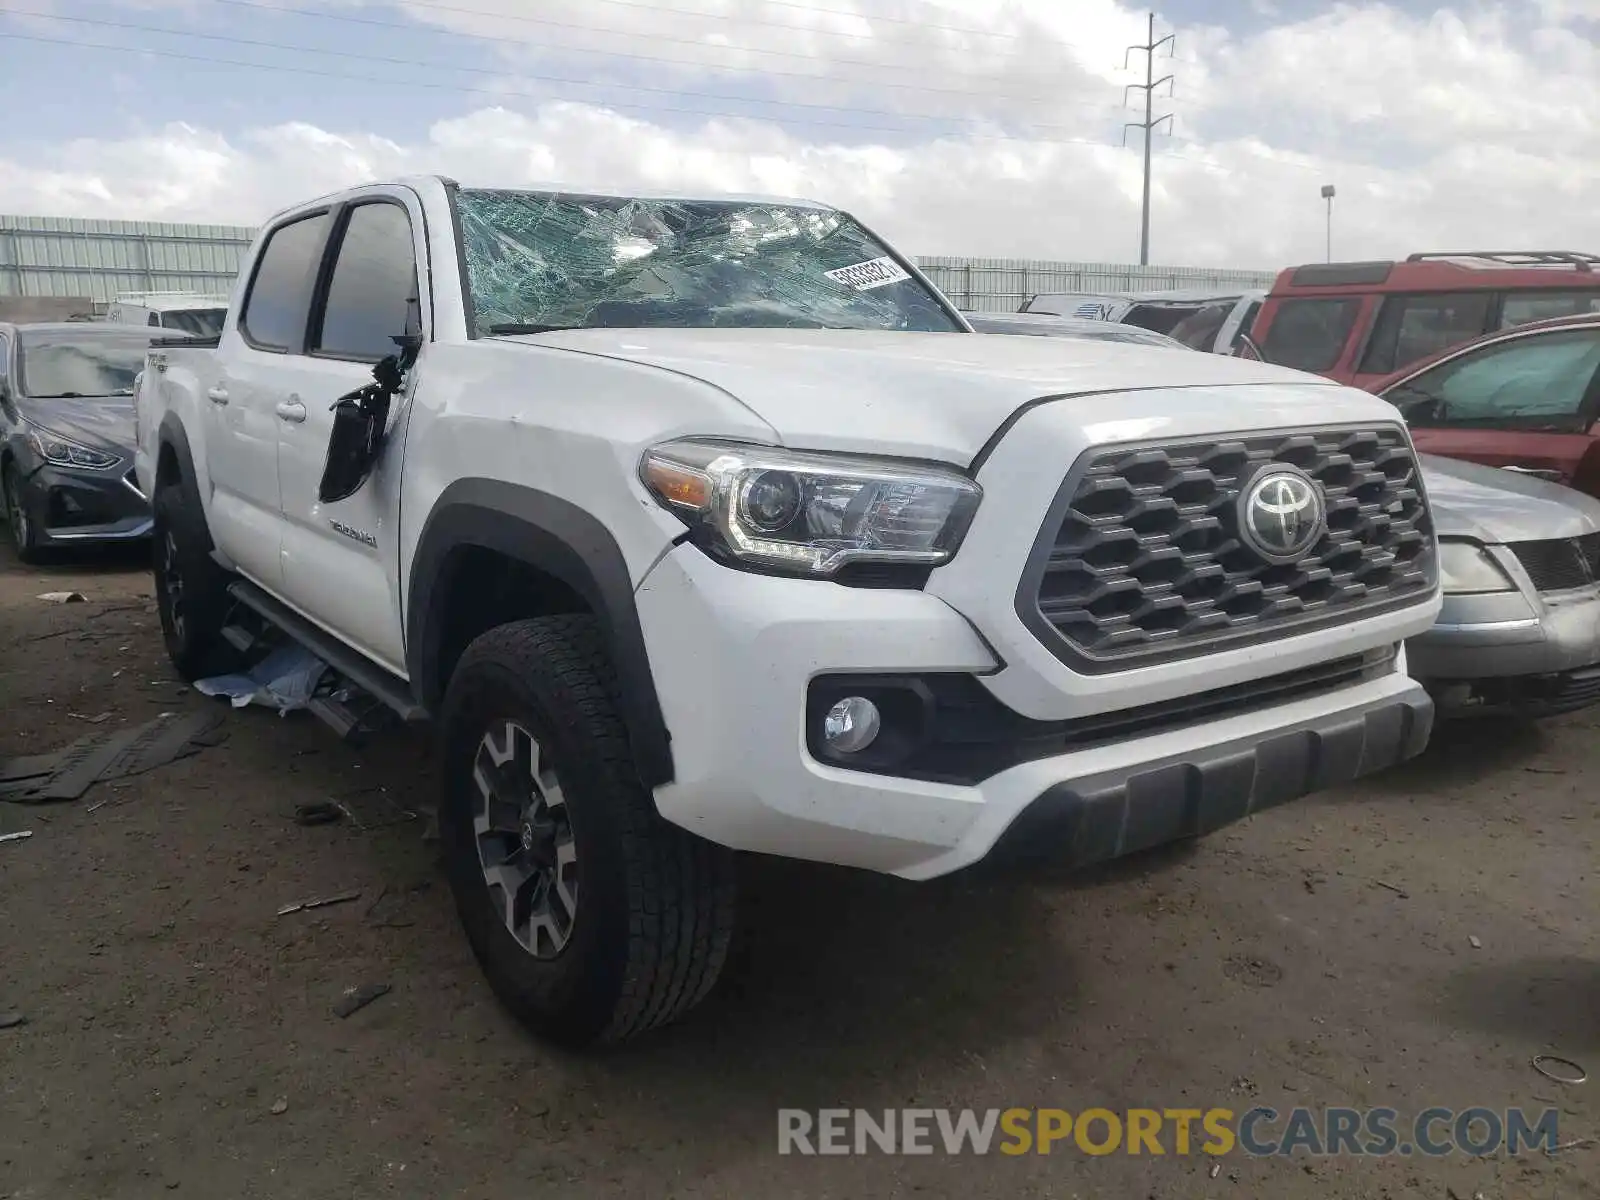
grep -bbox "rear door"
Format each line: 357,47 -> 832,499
206,209 -> 334,591
272,192 -> 424,674
1389,325 -> 1600,489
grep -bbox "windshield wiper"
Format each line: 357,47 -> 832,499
486,322 -> 580,335
30,392 -> 86,399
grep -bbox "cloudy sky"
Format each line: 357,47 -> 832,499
0,0 -> 1594,269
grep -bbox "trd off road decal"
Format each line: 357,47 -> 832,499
825,256 -> 912,292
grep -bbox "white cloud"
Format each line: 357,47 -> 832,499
0,0 -> 1594,269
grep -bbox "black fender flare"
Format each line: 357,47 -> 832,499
155,413 -> 211,521
405,479 -> 674,788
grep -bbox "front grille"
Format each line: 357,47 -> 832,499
1509,534 -> 1600,592
1019,425 -> 1436,671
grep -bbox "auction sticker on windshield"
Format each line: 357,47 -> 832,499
826,256 -> 912,292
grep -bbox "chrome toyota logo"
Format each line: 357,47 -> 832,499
1237,466 -> 1325,563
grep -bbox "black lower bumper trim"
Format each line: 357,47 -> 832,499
983,686 -> 1434,871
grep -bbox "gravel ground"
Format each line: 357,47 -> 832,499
0,542 -> 1596,1200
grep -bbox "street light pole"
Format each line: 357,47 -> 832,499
1320,184 -> 1336,262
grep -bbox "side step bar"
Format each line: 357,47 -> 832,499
226,581 -> 428,723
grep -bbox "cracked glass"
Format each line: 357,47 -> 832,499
456,189 -> 962,336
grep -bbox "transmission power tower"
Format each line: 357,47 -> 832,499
1123,12 -> 1175,266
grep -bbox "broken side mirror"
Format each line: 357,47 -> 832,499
318,301 -> 423,504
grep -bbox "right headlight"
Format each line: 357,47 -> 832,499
638,438 -> 982,577
1437,539 -> 1514,594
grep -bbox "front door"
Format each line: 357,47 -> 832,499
273,195 -> 424,675
1393,325 -> 1600,492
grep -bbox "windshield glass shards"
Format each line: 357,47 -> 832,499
456,189 -> 963,337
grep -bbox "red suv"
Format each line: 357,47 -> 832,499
1374,312 -> 1600,495
1250,251 -> 1600,391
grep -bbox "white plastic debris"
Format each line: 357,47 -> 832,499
195,645 -> 328,715
37,591 -> 86,604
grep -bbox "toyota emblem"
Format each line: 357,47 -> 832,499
1237,466 -> 1326,564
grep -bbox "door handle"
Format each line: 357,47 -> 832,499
206,385 -> 229,405
276,399 -> 307,424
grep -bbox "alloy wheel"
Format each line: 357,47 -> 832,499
4,472 -> 26,551
471,719 -> 578,959
159,528 -> 187,644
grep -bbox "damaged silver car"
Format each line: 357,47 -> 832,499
1412,454 -> 1600,715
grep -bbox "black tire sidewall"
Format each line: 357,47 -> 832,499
152,484 -> 230,678
3,463 -> 39,560
439,644 -> 634,1046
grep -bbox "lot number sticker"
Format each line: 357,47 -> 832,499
825,256 -> 911,292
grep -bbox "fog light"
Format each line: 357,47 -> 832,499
823,696 -> 881,754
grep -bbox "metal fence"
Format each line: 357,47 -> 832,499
0,216 -> 1279,315
916,256 -> 1277,313
0,215 -> 255,307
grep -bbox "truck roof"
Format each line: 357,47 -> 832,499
275,174 -> 839,221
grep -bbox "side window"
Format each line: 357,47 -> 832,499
1360,292 -> 1493,375
240,212 -> 331,352
147,312 -> 161,327
1500,290 -> 1600,329
313,203 -> 418,362
1398,329 -> 1600,428
0,334 -> 11,392
1259,298 -> 1360,373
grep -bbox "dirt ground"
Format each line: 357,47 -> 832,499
0,542 -> 1595,1200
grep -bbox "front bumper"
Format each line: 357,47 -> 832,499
1408,582 -> 1600,715
19,462 -> 152,546
638,544 -> 1433,880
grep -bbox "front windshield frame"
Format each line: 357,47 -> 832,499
16,329 -> 154,399
449,186 -> 967,338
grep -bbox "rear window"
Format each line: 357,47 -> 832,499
1360,292 -> 1493,375
1500,290 -> 1600,329
1259,298 -> 1360,373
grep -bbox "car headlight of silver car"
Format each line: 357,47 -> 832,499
1437,539 -> 1514,594
25,425 -> 121,471
639,438 -> 982,576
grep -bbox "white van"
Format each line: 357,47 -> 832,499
106,292 -> 229,338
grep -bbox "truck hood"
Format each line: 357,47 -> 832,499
1421,453 -> 1600,544
16,394 -> 136,455
514,327 -> 1353,463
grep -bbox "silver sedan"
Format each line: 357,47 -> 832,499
1412,454 -> 1600,715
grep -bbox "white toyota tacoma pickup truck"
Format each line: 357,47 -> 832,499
135,176 -> 1442,1046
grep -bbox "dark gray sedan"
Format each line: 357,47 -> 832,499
0,322 -> 155,562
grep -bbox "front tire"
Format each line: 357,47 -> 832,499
439,615 -> 736,1047
152,482 -> 238,680
3,462 -> 42,564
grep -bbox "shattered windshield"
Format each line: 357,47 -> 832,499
456,189 -> 962,336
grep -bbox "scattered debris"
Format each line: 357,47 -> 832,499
269,1097 -> 288,1116
0,830 -> 33,845
195,644 -> 327,715
67,712 -> 112,724
37,591 -> 86,604
333,982 -> 392,1018
1468,935 -> 1482,949
0,1012 -> 26,1029
1372,879 -> 1410,899
1546,1135 -> 1597,1155
1522,765 -> 1566,775
1209,1162 -> 1220,1179
293,802 -> 344,827
85,799 -> 112,814
1532,1055 -> 1588,1085
337,785 -> 417,831
0,711 -> 226,803
276,890 -> 362,917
